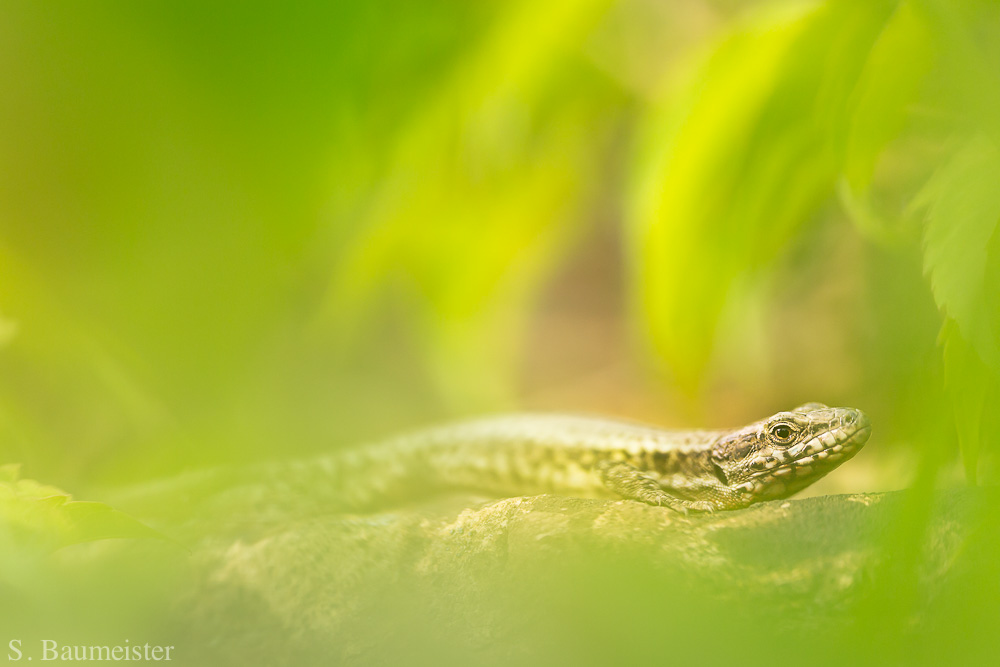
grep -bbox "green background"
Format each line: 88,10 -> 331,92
1,0 -> 999,664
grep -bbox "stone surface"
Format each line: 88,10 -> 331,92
167,488 -> 999,665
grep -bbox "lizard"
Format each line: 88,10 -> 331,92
263,401 -> 871,515
115,402 -> 870,526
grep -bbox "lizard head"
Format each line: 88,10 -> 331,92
709,403 -> 871,505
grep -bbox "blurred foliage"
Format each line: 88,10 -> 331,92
630,0 -> 1000,481
631,0 -> 902,389
2,0 -> 1000,663
2,0 -> 996,488
0,464 -> 160,552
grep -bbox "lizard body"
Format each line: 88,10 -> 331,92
284,402 -> 870,514
120,403 -> 869,525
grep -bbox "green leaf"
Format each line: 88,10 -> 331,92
842,2 -> 933,192
917,0 -> 1000,148
0,465 -> 165,552
837,2 -> 934,245
919,140 -> 1000,372
917,139 -> 1000,480
629,0 -> 899,390
318,0 -> 617,408
940,321 -> 999,483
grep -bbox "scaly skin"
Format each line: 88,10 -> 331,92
300,402 -> 871,514
118,403 -> 870,527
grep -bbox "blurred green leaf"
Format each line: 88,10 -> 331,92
940,322 -> 998,483
320,0 -> 618,409
915,139 -> 1000,480
919,140 -> 1000,372
917,0 -> 1000,146
629,0 -> 899,390
0,464 -> 164,552
838,2 -> 933,244
842,2 -> 932,191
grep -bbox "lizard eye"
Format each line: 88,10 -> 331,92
769,422 -> 797,444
